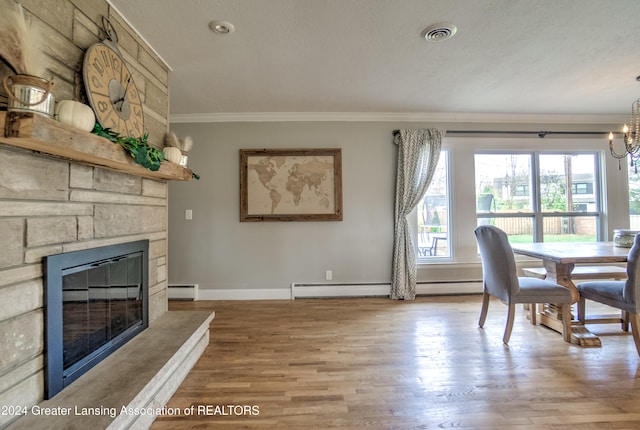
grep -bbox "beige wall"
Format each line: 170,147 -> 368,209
168,121 -> 630,297
0,1 -> 170,425
168,122 -> 397,294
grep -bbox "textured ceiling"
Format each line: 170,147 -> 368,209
110,0 -> 640,120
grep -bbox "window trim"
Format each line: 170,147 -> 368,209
474,150 -> 603,242
415,148 -> 453,262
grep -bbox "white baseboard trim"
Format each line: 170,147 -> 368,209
189,281 -> 483,300
196,288 -> 292,300
291,281 -> 483,299
168,284 -> 199,300
291,283 -> 389,299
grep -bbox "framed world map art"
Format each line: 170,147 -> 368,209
240,148 -> 343,222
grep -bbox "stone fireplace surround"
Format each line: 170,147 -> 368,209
0,110 -> 208,430
0,138 -> 213,429
0,1 -> 214,428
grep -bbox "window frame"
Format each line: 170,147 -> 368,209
474,150 -> 604,243
410,135 -> 622,269
414,148 -> 453,262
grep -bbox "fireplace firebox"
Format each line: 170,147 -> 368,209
43,240 -> 149,399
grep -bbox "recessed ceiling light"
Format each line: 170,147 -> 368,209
421,22 -> 457,42
209,20 -> 235,35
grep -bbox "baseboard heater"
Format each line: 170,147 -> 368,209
168,284 -> 198,300
290,280 -> 482,299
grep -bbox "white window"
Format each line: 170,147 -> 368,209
630,168 -> 640,228
415,149 -> 450,259
475,152 -> 602,243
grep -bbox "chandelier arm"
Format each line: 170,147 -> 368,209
609,143 -> 632,159
606,78 -> 640,167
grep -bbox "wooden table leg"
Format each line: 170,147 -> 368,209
538,261 -> 602,347
569,325 -> 602,347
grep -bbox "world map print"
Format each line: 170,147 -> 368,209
246,155 -> 336,215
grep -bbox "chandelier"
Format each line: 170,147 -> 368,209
609,78 -> 640,172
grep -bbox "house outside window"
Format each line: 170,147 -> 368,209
474,152 -> 601,243
572,182 -> 593,195
514,184 -> 529,196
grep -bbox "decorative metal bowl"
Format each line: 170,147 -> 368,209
3,74 -> 55,117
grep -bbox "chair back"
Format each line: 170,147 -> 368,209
624,233 -> 640,311
474,225 -> 519,302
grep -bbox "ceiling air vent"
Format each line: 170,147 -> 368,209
421,23 -> 457,42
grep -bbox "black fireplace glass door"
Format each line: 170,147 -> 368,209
109,259 -> 128,339
61,252 -> 144,371
109,256 -> 143,338
126,254 -> 143,329
62,270 -> 92,369
44,240 -> 148,399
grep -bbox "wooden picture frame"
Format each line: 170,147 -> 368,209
240,148 -> 343,222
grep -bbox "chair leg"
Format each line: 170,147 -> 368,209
529,304 -> 537,325
561,304 -> 572,343
577,297 -> 586,324
479,291 -> 490,328
629,313 -> 640,357
622,310 -> 630,332
503,304 -> 516,344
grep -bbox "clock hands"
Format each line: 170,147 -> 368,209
112,76 -> 131,112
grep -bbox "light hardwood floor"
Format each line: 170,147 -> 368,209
152,296 -> 640,430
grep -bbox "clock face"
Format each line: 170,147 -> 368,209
83,43 -> 144,138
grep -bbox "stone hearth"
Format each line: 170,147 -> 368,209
7,310 -> 214,430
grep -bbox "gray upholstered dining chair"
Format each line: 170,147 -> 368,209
576,233 -> 640,356
474,225 -> 573,344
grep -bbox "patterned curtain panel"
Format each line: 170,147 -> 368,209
391,129 -> 443,300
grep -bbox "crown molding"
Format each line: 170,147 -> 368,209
169,111 -> 626,124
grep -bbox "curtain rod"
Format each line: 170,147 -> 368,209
391,129 -> 609,138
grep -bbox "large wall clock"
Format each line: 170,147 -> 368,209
83,20 -> 144,138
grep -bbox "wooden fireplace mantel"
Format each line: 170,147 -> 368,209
0,111 -> 193,181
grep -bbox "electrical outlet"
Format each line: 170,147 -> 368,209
325,270 -> 333,281
185,209 -> 192,220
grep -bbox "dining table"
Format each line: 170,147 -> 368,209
511,241 -> 629,347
